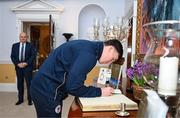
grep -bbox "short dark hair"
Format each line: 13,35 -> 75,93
104,39 -> 123,59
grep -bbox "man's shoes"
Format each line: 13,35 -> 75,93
15,101 -> 23,105
28,101 -> 33,105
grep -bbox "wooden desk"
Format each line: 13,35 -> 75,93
68,99 -> 137,118
68,85 -> 180,118
68,93 -> 138,118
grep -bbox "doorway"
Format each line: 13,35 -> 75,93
23,22 -> 50,70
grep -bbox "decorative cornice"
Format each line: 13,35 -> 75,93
11,0 -> 64,13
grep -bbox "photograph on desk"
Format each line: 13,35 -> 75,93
97,67 -> 112,85
78,94 -> 138,112
97,65 -> 122,89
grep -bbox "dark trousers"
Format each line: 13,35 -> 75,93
31,87 -> 62,118
16,68 -> 32,102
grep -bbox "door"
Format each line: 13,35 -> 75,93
49,14 -> 55,51
24,15 -> 55,70
30,24 -> 50,69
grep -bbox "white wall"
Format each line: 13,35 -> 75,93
0,0 -> 133,63
0,1 -> 25,64
51,0 -> 131,45
78,4 -> 106,40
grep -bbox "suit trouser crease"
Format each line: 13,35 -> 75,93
16,68 -> 32,102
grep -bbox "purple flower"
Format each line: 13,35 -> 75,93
126,67 -> 134,80
126,60 -> 159,86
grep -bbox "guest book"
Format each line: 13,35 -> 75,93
78,94 -> 138,112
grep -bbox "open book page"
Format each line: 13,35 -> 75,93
78,94 -> 138,111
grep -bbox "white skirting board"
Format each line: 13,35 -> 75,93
0,83 -> 17,92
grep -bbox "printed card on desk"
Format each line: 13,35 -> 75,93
97,68 -> 111,85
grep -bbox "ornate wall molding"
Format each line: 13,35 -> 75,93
11,0 -> 64,13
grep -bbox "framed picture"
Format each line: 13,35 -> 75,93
136,0 -> 154,59
135,0 -> 180,59
136,0 -> 143,59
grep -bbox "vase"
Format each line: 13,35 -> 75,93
143,20 -> 180,96
62,33 -> 73,42
132,84 -> 144,101
141,21 -> 180,117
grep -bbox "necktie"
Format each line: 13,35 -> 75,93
21,43 -> 24,61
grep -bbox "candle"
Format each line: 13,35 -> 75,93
93,18 -> 100,26
158,57 -> 179,96
103,17 -> 109,27
117,17 -> 122,26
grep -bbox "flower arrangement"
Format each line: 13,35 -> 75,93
126,60 -> 159,87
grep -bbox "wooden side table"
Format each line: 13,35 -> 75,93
68,98 -> 138,118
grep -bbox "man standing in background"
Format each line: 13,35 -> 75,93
11,32 -> 36,105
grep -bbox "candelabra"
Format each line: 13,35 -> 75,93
103,17 -> 131,41
93,17 -> 131,41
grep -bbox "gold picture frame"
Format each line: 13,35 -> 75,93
136,0 -> 146,60
136,0 -> 180,59
135,0 -> 153,60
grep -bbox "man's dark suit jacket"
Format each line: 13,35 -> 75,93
11,42 -> 36,72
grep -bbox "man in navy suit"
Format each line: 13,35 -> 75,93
11,32 -> 36,105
